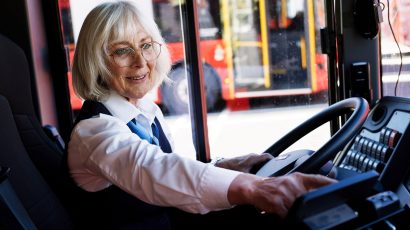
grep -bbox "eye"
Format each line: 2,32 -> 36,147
113,47 -> 134,56
141,43 -> 152,50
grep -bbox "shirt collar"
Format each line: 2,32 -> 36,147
102,91 -> 159,124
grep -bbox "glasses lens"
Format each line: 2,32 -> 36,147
142,42 -> 161,61
112,42 -> 161,67
115,57 -> 129,67
112,48 -> 135,67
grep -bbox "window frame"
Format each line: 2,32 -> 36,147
181,1 -> 211,163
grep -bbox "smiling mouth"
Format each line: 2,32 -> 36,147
126,74 -> 147,81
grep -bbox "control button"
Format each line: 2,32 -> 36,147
367,158 -> 375,171
365,191 -> 400,218
358,138 -> 366,152
372,160 -> 385,173
383,128 -> 393,146
388,130 -> 401,148
365,140 -> 375,155
381,147 -> 393,163
343,150 -> 353,166
379,128 -> 387,143
358,154 -> 366,172
349,150 -> 358,166
354,152 -> 362,169
375,144 -> 384,161
380,146 -> 388,162
342,164 -> 354,171
365,157 -> 375,172
361,157 -> 370,172
362,139 -> 369,154
370,159 -> 378,170
370,141 -> 378,159
354,135 -> 362,151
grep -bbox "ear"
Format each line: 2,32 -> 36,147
353,0 -> 382,39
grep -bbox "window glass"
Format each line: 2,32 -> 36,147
203,0 -> 330,158
59,0 -> 330,160
380,0 -> 410,98
58,0 -> 197,159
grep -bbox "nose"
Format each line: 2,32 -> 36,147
130,51 -> 146,68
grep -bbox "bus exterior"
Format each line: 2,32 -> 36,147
58,0 -> 328,114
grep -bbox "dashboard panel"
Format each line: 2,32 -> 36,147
288,96 -> 410,229
336,96 -> 410,191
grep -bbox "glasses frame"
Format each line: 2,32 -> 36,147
109,41 -> 162,67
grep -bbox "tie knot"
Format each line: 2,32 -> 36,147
127,119 -> 158,145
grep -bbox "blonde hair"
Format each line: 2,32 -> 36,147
72,1 -> 171,101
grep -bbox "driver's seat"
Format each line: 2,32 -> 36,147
0,34 -> 74,229
0,95 -> 73,229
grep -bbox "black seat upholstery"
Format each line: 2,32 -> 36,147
0,34 -> 74,228
0,35 -> 67,198
0,95 -> 73,229
0,34 -> 67,197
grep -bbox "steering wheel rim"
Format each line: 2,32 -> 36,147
263,97 -> 369,175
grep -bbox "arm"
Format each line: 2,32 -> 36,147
68,115 -> 335,217
68,115 -> 241,214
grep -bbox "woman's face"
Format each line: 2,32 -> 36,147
107,23 -> 157,105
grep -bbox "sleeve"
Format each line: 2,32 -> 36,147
67,115 -> 241,214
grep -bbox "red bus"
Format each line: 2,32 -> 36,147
59,0 -> 328,114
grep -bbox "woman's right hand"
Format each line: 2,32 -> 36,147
227,172 -> 337,218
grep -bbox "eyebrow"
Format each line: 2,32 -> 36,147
140,36 -> 152,42
110,36 -> 153,47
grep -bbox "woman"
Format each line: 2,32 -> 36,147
67,1 -> 335,229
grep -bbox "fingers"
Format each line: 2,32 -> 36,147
243,152 -> 273,162
251,173 -> 337,218
259,152 -> 274,163
216,153 -> 274,173
252,177 -> 301,218
293,172 -> 337,191
260,152 -> 274,159
246,153 -> 274,174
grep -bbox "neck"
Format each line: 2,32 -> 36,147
125,97 -> 138,106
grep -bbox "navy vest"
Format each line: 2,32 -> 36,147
64,100 -> 172,229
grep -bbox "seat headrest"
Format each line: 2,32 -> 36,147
0,34 -> 36,116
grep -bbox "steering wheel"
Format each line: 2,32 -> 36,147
256,97 -> 369,177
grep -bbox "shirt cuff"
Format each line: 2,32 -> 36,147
209,157 -> 224,166
199,165 -> 242,212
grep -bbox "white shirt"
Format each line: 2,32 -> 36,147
67,91 -> 241,214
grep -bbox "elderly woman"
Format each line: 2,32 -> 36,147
67,1 -> 335,229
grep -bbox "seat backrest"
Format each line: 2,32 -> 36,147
0,34 -> 74,228
0,95 -> 73,229
0,34 -> 68,200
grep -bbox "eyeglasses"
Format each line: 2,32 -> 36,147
110,41 -> 162,67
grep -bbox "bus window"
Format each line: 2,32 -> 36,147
153,1 -> 183,43
58,0 -> 198,159
58,0 -> 331,160
206,0 -> 331,158
380,0 -> 410,98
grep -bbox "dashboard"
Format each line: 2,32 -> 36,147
288,96 -> 410,229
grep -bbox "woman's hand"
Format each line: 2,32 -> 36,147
227,172 -> 337,218
214,153 -> 273,173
